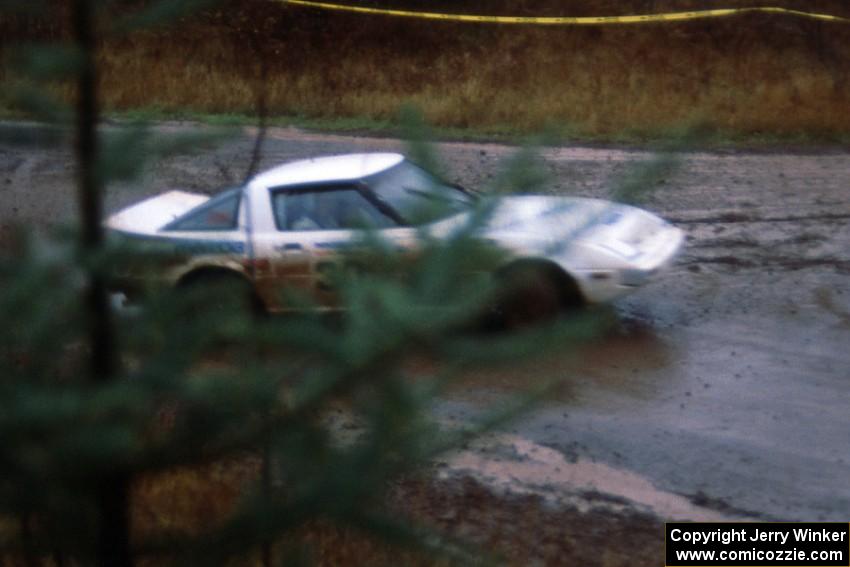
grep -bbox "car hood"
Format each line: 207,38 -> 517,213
486,196 -> 609,234
485,196 -> 659,241
105,190 -> 209,234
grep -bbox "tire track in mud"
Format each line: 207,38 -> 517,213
682,256 -> 850,274
680,228 -> 846,274
670,212 -> 850,224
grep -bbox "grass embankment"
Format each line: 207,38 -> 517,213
3,0 -> 850,141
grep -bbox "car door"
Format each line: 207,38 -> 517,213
258,183 -> 414,310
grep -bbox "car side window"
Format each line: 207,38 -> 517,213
165,190 -> 241,231
272,186 -> 397,231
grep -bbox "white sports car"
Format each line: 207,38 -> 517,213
106,153 -> 683,322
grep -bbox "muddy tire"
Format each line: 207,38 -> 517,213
177,270 -> 265,320
494,263 -> 580,330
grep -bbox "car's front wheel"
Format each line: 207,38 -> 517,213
492,262 -> 582,330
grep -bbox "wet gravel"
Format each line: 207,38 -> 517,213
2,122 -> 849,549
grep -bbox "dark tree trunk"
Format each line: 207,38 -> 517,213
71,1 -> 131,565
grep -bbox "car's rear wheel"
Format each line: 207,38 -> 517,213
176,270 -> 265,321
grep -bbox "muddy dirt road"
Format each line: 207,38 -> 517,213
2,123 -> 849,525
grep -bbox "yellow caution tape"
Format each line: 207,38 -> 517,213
283,0 -> 850,25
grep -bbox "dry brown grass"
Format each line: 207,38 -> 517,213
3,0 -> 850,137
128,459 -> 439,565
132,458 -> 260,542
127,461 -> 664,566
102,0 -> 850,137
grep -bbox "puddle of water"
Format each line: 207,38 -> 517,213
441,433 -> 731,522
434,312 -> 676,406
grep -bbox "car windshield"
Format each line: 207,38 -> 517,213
367,161 -> 474,225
